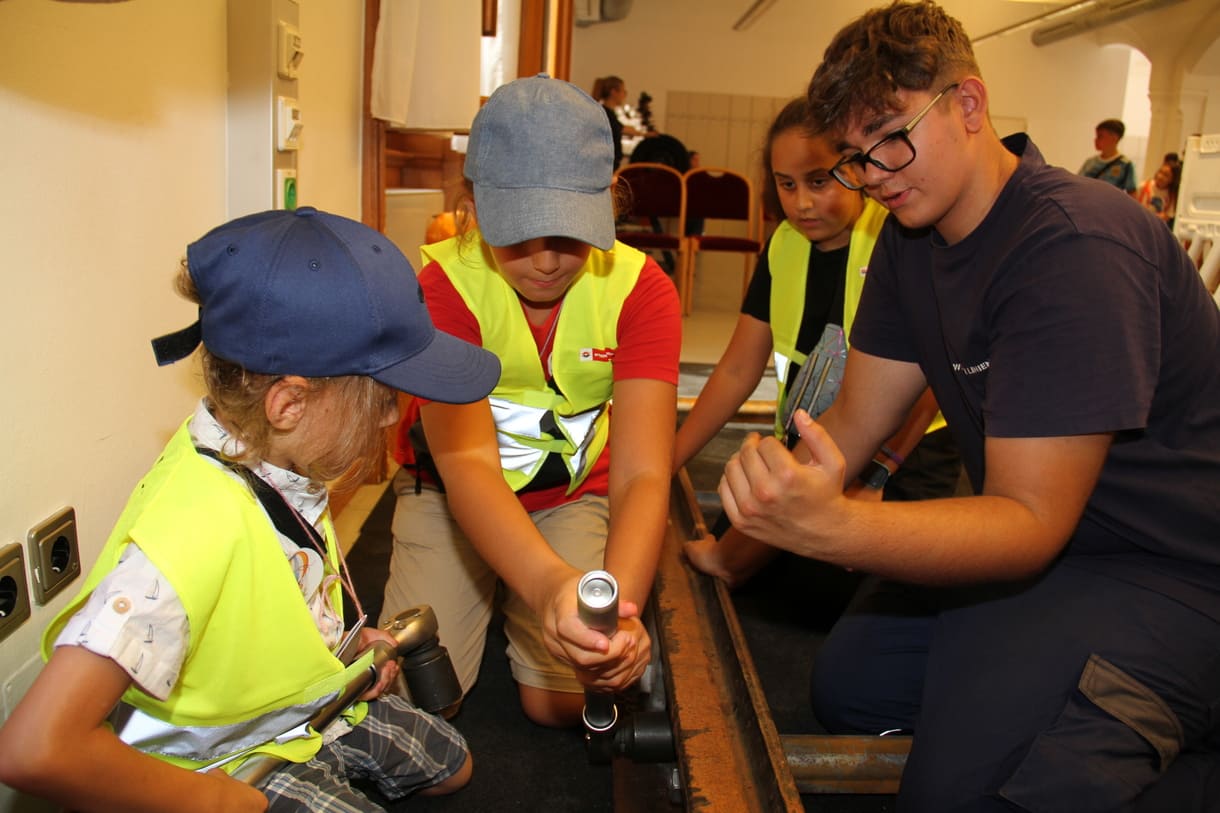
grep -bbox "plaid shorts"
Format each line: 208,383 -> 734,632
258,694 -> 468,812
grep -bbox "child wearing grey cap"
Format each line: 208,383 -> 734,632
380,74 -> 682,727
0,207 -> 500,811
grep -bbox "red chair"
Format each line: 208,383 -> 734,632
681,167 -> 762,315
612,162 -> 689,309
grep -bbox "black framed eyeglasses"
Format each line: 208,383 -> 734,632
830,83 -> 960,190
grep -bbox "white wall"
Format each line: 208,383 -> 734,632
978,34 -> 1137,174
0,2 -> 364,809
1185,34 -> 1220,137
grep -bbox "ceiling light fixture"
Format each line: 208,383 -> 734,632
1030,0 -> 1186,46
974,0 -> 1097,43
732,0 -> 780,31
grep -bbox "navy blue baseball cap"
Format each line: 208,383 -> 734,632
152,206 -> 500,404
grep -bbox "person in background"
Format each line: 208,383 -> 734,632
676,96 -> 960,587
1078,117 -> 1138,194
720,1 -> 1220,809
380,75 -> 681,728
1135,155 -> 1182,226
592,75 -> 648,170
0,207 -> 500,811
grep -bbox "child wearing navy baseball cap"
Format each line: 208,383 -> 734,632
0,207 -> 499,812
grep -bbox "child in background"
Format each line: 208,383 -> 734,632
675,98 -> 960,587
1135,156 -> 1182,226
1078,118 -> 1138,194
0,207 -> 500,812
379,75 -> 681,728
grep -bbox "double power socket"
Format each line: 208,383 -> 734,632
0,507 -> 81,646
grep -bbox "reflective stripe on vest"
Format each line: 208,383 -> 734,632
491,397 -> 607,485
109,690 -> 328,763
107,646 -> 374,768
424,234 -> 644,492
43,422 -> 366,771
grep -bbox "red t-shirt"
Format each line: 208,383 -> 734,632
398,253 -> 681,512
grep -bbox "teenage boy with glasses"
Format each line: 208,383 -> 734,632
718,1 -> 1220,810
829,82 -> 958,191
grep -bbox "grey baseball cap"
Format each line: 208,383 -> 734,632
464,74 -> 615,250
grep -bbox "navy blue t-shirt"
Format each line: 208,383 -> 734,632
851,134 -> 1220,569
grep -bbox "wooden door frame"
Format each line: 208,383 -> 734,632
361,0 -> 386,231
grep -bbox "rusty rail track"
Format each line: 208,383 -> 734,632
611,470 -> 909,810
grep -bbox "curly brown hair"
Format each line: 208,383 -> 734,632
174,261 -> 396,489
808,0 -> 978,134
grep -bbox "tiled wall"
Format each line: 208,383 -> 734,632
665,90 -> 789,177
664,90 -> 789,313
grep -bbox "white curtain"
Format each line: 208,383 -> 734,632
370,0 -> 482,131
481,0 -> 520,98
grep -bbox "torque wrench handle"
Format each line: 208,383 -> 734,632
577,570 -> 620,732
577,570 -> 619,635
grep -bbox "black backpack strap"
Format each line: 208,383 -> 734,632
194,447 -> 325,552
1085,156 -> 1124,179
406,420 -> 446,494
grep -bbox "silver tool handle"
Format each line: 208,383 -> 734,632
577,570 -> 619,635
578,570 -> 620,732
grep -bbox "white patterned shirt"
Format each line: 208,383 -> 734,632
54,400 -> 341,700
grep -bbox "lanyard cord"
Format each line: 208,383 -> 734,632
194,447 -> 366,620
533,300 -> 564,379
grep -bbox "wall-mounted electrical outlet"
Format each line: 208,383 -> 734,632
27,507 -> 80,605
0,543 -> 32,645
276,167 -> 298,211
277,20 -> 304,80
276,95 -> 302,151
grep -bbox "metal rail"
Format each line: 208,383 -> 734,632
783,734 -> 910,794
615,470 -> 909,809
638,469 -> 803,811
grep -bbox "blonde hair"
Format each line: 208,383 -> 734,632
174,262 -> 396,489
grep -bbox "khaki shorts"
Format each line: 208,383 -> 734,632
379,467 -> 609,696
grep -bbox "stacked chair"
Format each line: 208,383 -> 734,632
614,161 -> 762,316
612,162 -> 689,306
679,167 -> 763,315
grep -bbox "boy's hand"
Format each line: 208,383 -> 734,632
720,411 -> 847,549
540,574 -> 650,693
683,532 -> 733,583
355,626 -> 402,700
574,611 -> 650,692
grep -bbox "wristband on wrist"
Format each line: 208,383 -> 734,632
879,444 -> 905,466
858,459 -> 891,490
